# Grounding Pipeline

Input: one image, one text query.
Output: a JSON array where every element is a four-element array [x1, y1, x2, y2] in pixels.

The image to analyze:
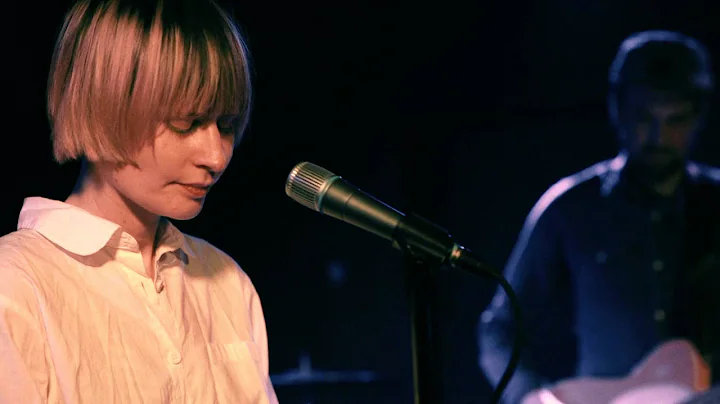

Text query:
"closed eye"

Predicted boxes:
[[217, 115, 239, 134], [166, 114, 240, 135]]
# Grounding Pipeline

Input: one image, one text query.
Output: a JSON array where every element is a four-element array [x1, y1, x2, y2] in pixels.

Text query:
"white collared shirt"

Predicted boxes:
[[0, 197, 278, 404]]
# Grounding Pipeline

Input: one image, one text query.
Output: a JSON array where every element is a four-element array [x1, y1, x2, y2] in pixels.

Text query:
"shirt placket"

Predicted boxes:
[[137, 254, 187, 402], [648, 207, 681, 340]]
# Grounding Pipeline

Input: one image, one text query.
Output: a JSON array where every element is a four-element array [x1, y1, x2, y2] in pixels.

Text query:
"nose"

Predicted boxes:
[[192, 123, 233, 174]]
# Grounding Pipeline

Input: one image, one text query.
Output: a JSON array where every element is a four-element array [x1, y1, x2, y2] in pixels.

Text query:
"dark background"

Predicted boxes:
[[10, 0, 720, 402]]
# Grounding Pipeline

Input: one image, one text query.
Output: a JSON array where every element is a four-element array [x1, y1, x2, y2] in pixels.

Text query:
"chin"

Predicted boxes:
[[642, 162, 683, 183], [163, 202, 205, 221]]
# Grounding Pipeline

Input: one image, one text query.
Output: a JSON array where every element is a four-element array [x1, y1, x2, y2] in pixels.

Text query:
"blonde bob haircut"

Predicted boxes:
[[48, 0, 252, 164]]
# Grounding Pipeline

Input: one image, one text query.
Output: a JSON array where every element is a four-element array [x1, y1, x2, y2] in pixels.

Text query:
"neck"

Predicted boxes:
[[622, 153, 685, 198], [65, 162, 160, 263], [627, 169, 683, 198]]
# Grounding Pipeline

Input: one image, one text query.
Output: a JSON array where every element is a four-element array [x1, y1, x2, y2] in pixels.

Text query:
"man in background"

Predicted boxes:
[[478, 30, 720, 403]]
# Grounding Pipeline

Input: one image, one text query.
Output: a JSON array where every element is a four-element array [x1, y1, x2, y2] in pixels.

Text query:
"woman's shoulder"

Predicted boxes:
[[181, 233, 255, 286], [0, 229, 54, 305], [0, 229, 56, 271]]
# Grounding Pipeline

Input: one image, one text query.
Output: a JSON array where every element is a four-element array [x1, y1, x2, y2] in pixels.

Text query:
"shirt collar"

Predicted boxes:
[[17, 197, 196, 258], [598, 152, 628, 197]]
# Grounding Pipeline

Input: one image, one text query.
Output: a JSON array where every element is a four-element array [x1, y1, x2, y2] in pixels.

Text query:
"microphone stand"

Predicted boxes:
[[394, 213, 523, 404], [401, 251, 445, 404], [394, 213, 454, 404]]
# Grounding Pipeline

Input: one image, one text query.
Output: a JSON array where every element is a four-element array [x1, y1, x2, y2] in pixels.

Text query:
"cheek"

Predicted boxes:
[[628, 123, 693, 148], [140, 148, 184, 181], [111, 156, 168, 196], [111, 169, 156, 200], [634, 124, 649, 144], [113, 170, 192, 214], [621, 123, 646, 150], [669, 123, 694, 142], [225, 145, 235, 165]]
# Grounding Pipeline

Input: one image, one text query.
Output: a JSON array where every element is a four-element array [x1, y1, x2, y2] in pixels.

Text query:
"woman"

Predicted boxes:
[[0, 0, 278, 402]]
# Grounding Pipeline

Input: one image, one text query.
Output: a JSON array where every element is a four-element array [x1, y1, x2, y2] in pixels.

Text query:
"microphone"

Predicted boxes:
[[284, 161, 497, 277]]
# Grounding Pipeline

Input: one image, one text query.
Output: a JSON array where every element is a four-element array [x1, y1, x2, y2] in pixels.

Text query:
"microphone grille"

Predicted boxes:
[[285, 162, 338, 211]]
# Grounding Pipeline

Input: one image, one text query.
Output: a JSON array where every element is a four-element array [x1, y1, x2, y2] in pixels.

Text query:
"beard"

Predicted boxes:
[[626, 146, 685, 187]]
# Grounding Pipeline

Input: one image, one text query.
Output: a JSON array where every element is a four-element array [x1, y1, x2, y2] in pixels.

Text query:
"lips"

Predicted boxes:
[[178, 183, 211, 198]]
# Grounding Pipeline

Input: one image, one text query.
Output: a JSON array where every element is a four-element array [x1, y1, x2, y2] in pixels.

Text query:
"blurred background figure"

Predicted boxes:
[[478, 30, 720, 404]]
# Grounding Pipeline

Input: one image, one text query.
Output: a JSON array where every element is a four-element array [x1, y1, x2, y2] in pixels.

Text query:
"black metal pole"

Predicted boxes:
[[404, 253, 444, 404]]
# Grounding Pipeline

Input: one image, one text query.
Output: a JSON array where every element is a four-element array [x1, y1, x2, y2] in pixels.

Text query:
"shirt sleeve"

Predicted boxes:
[[478, 194, 577, 403], [0, 266, 50, 404]]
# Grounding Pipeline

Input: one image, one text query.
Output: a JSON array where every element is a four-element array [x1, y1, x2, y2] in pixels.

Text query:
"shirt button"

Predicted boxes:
[[654, 309, 666, 322], [168, 352, 182, 365], [652, 260, 664, 272]]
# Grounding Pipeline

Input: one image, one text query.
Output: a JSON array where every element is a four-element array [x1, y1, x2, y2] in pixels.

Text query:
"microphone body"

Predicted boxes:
[[320, 177, 403, 244], [285, 162, 494, 276]]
